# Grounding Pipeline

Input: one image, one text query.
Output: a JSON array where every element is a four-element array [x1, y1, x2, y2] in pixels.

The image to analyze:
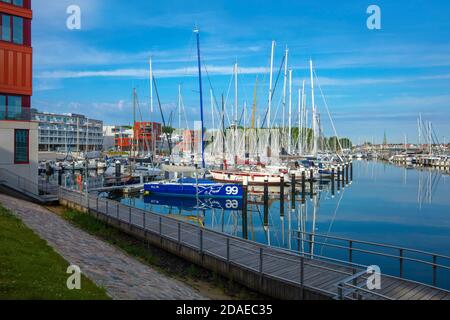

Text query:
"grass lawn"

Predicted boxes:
[[0, 205, 110, 300], [59, 207, 264, 300]]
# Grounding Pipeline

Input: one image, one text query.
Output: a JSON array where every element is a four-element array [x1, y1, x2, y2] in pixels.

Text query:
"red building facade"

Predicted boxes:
[[0, 0, 32, 121], [134, 122, 162, 152]]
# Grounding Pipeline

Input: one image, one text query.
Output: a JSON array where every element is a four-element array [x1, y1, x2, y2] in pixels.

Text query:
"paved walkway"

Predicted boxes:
[[0, 193, 206, 300]]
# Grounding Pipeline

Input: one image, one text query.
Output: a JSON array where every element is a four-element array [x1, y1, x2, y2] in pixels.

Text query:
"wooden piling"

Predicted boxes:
[[242, 177, 249, 240], [264, 177, 269, 226], [310, 169, 314, 199], [291, 174, 296, 209], [337, 166, 341, 191], [331, 168, 335, 196], [280, 176, 285, 217], [301, 171, 306, 204]]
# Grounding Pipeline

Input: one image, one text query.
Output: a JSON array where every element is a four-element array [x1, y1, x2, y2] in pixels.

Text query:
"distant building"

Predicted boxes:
[[103, 125, 133, 152], [31, 110, 103, 152], [0, 0, 38, 189], [134, 122, 162, 152]]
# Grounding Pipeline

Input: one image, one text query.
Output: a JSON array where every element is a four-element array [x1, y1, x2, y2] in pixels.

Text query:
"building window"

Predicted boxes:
[[0, 13, 30, 45], [0, 0, 26, 8], [14, 129, 29, 164], [1, 14, 11, 41], [0, 94, 30, 120]]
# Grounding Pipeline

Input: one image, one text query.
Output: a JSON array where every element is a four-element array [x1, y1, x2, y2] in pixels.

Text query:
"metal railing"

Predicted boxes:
[[336, 270, 394, 300], [292, 230, 450, 288], [0, 168, 58, 197], [58, 187, 450, 300]]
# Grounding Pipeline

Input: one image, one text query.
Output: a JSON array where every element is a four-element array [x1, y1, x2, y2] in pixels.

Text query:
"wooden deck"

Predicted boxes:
[[60, 188, 450, 300]]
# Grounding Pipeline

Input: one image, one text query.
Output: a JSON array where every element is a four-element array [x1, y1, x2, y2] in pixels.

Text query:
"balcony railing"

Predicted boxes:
[[0, 105, 31, 121]]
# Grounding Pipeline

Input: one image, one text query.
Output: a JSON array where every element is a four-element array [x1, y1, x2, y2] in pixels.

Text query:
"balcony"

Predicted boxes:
[[0, 105, 31, 121]]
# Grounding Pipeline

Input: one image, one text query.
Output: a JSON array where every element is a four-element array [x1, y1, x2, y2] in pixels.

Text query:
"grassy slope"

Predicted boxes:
[[60, 208, 264, 300], [0, 205, 110, 300]]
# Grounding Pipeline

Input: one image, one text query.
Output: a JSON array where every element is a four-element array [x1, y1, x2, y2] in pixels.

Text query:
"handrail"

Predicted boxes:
[[293, 230, 450, 261], [0, 168, 58, 196], [292, 230, 450, 288], [58, 187, 450, 298]]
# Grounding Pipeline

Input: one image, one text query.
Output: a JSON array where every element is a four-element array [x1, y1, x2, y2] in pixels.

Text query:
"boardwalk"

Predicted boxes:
[[59, 188, 450, 300], [0, 193, 206, 300]]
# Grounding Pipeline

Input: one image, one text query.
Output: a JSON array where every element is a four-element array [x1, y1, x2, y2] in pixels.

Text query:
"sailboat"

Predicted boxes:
[[144, 28, 243, 198]]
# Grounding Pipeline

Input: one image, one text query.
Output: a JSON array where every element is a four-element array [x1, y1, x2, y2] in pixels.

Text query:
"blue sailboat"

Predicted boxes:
[[144, 29, 243, 199]]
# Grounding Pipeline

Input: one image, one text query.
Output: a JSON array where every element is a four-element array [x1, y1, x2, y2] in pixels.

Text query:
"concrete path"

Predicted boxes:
[[0, 193, 207, 300]]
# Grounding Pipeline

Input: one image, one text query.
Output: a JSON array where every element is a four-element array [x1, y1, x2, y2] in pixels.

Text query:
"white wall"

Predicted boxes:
[[0, 121, 39, 191]]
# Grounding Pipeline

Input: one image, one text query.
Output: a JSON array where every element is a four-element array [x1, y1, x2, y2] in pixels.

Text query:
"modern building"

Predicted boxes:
[[0, 0, 38, 190], [103, 125, 133, 152], [134, 122, 162, 153], [31, 110, 103, 152]]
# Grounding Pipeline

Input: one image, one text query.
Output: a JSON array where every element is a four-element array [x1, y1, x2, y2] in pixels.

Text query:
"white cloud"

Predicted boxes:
[[36, 65, 269, 79]]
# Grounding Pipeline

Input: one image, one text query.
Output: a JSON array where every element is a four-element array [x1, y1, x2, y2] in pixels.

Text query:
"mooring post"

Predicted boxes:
[[309, 169, 314, 199], [242, 177, 249, 239], [291, 173, 296, 209], [337, 166, 341, 191], [350, 162, 353, 181], [342, 164, 345, 187], [301, 171, 306, 203], [264, 177, 269, 226], [346, 163, 349, 185], [280, 176, 285, 217], [331, 168, 335, 196]]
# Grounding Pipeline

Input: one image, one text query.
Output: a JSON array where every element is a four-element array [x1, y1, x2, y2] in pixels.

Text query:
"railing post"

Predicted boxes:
[[226, 238, 230, 263], [300, 256, 304, 300], [433, 255, 437, 287], [337, 284, 344, 300], [349, 240, 353, 264], [106, 201, 109, 215], [143, 212, 146, 229], [116, 203, 119, 220], [159, 216, 162, 236], [399, 249, 404, 278], [199, 229, 203, 254], [259, 248, 263, 275], [178, 223, 181, 246], [129, 206, 132, 224], [96, 197, 99, 212]]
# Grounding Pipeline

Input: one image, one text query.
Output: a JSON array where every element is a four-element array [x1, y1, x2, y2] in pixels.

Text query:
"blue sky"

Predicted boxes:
[[31, 0, 450, 143]]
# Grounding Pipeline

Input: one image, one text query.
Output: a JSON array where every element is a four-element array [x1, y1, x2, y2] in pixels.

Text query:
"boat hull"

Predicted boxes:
[[210, 170, 287, 185], [144, 182, 243, 198]]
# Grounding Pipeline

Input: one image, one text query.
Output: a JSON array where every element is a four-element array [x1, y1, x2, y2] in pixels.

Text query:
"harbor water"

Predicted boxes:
[[49, 161, 450, 289]]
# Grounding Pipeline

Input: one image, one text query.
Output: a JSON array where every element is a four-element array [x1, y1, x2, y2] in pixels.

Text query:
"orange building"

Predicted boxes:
[[134, 122, 162, 152], [0, 0, 38, 190]]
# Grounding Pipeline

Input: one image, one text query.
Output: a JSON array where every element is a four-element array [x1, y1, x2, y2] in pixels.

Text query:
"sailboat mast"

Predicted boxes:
[[288, 69, 293, 154], [195, 29, 206, 169], [267, 41, 275, 128], [282, 47, 289, 131], [149, 57, 153, 113], [310, 59, 318, 156], [234, 62, 238, 164], [300, 80, 305, 155]]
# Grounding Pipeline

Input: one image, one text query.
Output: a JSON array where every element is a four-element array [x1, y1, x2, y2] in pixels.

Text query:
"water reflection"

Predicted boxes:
[[44, 161, 450, 287]]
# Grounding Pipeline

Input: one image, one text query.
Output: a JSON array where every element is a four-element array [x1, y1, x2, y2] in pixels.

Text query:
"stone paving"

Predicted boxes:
[[0, 193, 207, 300]]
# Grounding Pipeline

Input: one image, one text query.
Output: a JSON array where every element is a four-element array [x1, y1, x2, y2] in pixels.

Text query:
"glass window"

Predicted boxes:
[[0, 95, 6, 120], [0, 0, 24, 7], [15, 129, 29, 164], [12, 16, 23, 44], [7, 95, 22, 120], [1, 14, 11, 42]]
